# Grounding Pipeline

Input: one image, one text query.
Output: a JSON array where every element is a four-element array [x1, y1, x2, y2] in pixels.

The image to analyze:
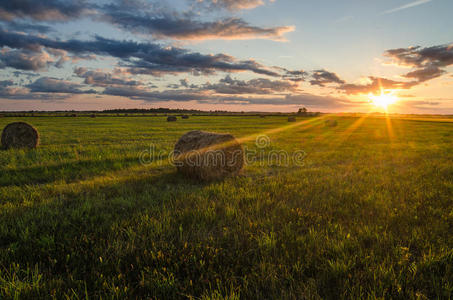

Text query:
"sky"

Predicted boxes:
[[0, 0, 452, 113]]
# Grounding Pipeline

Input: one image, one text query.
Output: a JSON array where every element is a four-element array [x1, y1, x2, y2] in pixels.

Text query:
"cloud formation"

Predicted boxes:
[[1, 0, 291, 42], [202, 75, 299, 94], [0, 79, 69, 100], [385, 44, 453, 68], [402, 65, 446, 82], [103, 84, 356, 108], [0, 21, 54, 33], [0, 0, 89, 21], [98, 1, 294, 41], [74, 67, 143, 87], [0, 29, 280, 77], [0, 1, 450, 113], [296, 43, 453, 96], [100, 73, 358, 109], [281, 69, 307, 82], [339, 77, 417, 95], [310, 69, 345, 87], [101, 7, 293, 41], [27, 77, 96, 94], [385, 43, 453, 83], [193, 0, 268, 11], [0, 49, 53, 71]]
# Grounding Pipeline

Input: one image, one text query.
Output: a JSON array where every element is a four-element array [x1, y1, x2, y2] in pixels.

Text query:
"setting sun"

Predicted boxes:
[[369, 91, 398, 109]]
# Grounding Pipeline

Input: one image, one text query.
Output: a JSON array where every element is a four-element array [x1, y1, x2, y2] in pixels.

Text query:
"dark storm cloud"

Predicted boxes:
[[27, 77, 96, 94], [338, 77, 417, 95], [0, 29, 281, 76], [310, 69, 345, 87], [0, 0, 90, 21]]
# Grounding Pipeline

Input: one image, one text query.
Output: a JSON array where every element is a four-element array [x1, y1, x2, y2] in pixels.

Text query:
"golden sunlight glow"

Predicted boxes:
[[369, 91, 398, 109]]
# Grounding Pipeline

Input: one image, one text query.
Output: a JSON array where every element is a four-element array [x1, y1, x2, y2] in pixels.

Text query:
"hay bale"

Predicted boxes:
[[181, 115, 189, 119], [70, 113, 77, 117], [1, 122, 39, 149], [260, 115, 266, 118], [90, 114, 96, 118], [174, 130, 244, 181], [288, 116, 296, 122], [167, 116, 177, 122], [325, 119, 338, 127]]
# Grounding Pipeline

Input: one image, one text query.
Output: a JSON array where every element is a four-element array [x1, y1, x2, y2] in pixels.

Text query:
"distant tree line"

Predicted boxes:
[[0, 107, 323, 117], [297, 107, 321, 117], [102, 108, 209, 114]]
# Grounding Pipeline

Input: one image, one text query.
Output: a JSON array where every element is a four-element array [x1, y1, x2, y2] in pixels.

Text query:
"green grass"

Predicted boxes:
[[0, 115, 452, 299]]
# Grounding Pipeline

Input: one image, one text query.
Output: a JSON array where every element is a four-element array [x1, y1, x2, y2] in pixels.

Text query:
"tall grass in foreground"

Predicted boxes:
[[0, 116, 452, 299]]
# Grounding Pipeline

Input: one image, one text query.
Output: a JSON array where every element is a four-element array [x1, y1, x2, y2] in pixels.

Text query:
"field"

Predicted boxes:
[[0, 115, 452, 299]]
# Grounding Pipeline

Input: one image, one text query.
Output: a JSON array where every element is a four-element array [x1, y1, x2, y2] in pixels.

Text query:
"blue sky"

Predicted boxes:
[[0, 0, 452, 113]]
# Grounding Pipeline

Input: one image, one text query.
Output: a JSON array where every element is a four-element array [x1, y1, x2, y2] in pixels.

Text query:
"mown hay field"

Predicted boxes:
[[0, 115, 452, 299]]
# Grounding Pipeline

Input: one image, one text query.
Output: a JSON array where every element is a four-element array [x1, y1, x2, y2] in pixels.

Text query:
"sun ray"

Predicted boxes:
[[237, 115, 326, 144], [385, 113, 396, 142], [175, 116, 326, 161], [326, 112, 372, 147]]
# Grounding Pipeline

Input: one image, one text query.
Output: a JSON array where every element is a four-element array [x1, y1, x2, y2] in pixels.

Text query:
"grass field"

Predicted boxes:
[[0, 115, 452, 299]]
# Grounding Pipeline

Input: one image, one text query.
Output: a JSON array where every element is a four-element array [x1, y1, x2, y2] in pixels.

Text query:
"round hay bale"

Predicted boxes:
[[167, 116, 177, 122], [288, 116, 296, 122], [181, 115, 189, 119], [260, 115, 266, 118], [174, 130, 244, 181], [70, 113, 77, 117], [90, 114, 96, 118], [325, 119, 338, 127], [1, 122, 39, 149]]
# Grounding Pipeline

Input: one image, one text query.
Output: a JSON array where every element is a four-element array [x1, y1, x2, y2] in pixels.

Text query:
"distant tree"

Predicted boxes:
[[298, 107, 308, 115]]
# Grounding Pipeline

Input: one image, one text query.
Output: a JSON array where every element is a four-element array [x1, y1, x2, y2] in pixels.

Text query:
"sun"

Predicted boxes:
[[369, 91, 398, 110]]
